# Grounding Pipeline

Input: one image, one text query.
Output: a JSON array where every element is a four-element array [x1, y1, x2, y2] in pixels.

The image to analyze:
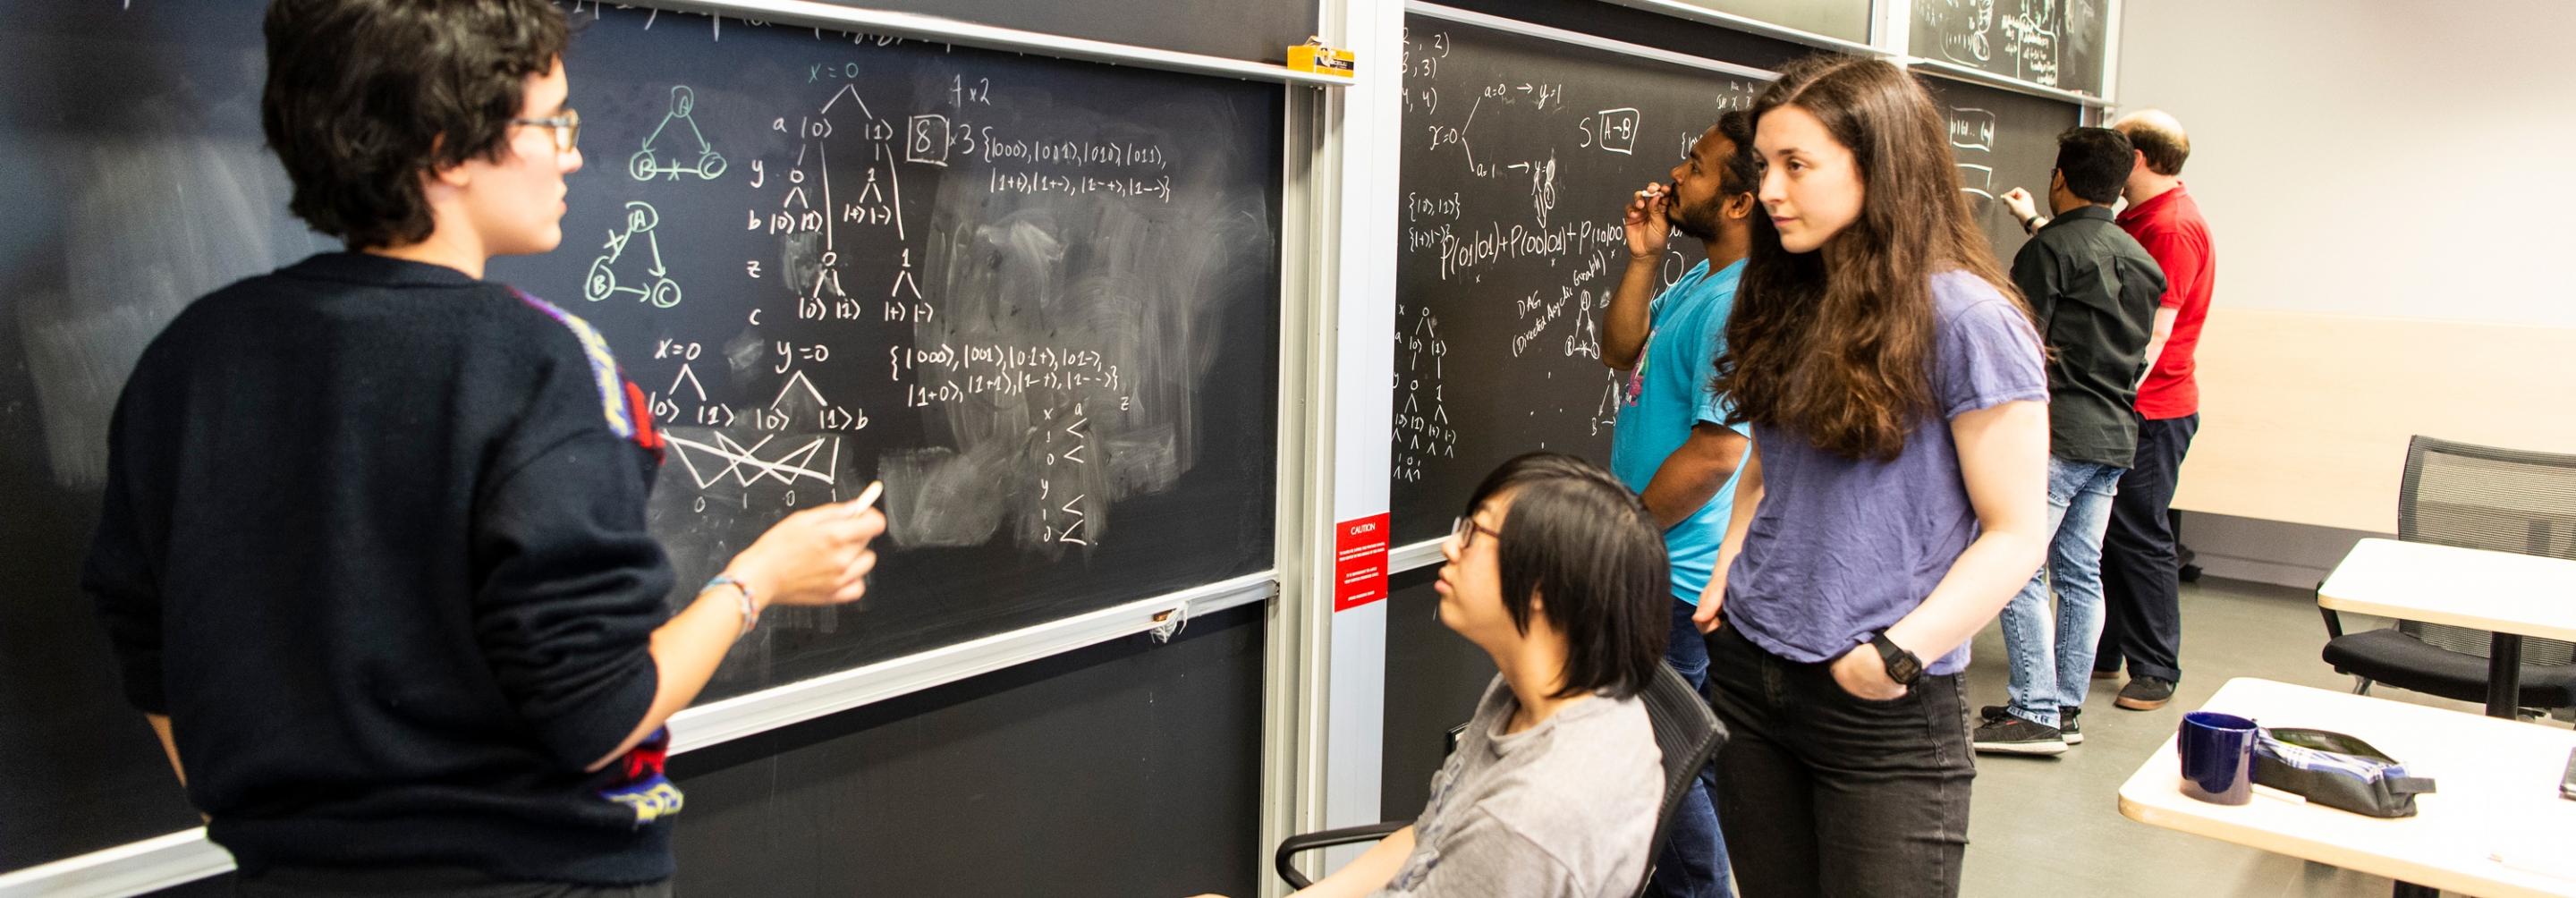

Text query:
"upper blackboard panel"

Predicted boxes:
[[1, 0, 1278, 871], [1919, 72, 2083, 271], [1655, 0, 1873, 44], [772, 0, 1318, 65], [1389, 15, 1768, 545], [1911, 0, 2109, 96]]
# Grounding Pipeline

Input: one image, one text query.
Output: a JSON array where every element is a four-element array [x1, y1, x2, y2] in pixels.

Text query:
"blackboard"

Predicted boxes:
[[1656, 0, 1874, 44], [803, 0, 1319, 65], [1387, 14, 1770, 545], [1917, 72, 2084, 272], [1911, 0, 2111, 96], [0, 0, 1280, 873]]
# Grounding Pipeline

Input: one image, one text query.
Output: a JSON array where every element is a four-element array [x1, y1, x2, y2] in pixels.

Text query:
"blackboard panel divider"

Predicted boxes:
[[0, 574, 1276, 898], [1411, 1, 1780, 79], [1591, 0, 1882, 56], [0, 830, 227, 898], [1910, 56, 2112, 107], [671, 571, 1274, 751], [621, 0, 1354, 86], [1389, 537, 1446, 576]]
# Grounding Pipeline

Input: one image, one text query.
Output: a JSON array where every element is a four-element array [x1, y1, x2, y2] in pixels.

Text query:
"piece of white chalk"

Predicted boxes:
[[852, 480, 886, 511]]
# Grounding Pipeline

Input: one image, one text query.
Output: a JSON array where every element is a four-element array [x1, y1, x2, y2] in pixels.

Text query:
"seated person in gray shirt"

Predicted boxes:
[[1194, 453, 1668, 898]]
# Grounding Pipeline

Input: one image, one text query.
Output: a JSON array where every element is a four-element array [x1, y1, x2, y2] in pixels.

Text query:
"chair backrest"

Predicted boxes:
[[1632, 662, 1728, 898], [2396, 436, 2576, 665]]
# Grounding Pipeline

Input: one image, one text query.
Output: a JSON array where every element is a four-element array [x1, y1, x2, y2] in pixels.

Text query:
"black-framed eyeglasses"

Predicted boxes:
[[511, 108, 581, 154], [1451, 516, 1502, 550]]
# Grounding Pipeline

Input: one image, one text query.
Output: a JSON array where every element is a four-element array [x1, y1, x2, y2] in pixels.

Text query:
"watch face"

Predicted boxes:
[[1892, 654, 1924, 684]]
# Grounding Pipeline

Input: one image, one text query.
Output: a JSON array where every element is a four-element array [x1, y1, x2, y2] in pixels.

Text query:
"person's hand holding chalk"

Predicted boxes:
[[719, 480, 890, 609], [1999, 186, 2041, 231], [1624, 180, 1674, 264]]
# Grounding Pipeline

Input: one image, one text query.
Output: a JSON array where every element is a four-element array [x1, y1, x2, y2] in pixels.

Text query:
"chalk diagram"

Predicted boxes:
[[1591, 108, 1640, 156], [1948, 107, 1999, 199], [1392, 305, 1454, 484], [630, 85, 728, 181], [1926, 0, 2064, 87], [587, 201, 682, 308], [661, 370, 864, 509], [1928, 0, 1997, 64], [2000, 1, 2063, 87], [1506, 152, 1560, 228]]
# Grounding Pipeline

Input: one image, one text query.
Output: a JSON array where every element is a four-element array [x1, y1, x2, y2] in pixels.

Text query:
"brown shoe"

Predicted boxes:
[[2092, 669, 2121, 681], [2115, 676, 2175, 710]]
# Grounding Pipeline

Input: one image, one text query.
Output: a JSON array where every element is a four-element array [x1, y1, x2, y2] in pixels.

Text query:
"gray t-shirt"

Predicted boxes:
[[1723, 270, 2047, 675], [1372, 675, 1661, 898]]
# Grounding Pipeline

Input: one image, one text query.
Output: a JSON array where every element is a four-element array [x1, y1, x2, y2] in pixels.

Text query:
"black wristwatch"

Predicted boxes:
[[1869, 632, 1925, 687]]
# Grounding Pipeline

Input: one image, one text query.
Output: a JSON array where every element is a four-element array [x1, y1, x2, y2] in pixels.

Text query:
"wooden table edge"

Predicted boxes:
[[2119, 775, 2576, 898], [2315, 593, 2576, 643]]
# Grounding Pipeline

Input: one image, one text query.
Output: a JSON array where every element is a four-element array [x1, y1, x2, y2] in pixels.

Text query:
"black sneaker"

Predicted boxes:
[[2116, 676, 2176, 710], [1972, 712, 2068, 755], [2059, 707, 2082, 744]]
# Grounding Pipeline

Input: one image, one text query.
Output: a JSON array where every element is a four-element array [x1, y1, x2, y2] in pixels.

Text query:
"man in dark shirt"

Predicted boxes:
[[83, 2, 884, 894], [1974, 128, 2165, 754]]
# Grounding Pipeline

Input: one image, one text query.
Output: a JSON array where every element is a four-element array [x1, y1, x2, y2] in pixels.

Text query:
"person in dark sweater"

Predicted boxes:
[[82, 2, 886, 894], [1978, 128, 2167, 754]]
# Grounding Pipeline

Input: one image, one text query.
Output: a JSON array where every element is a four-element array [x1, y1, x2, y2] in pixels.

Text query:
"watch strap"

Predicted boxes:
[[1869, 632, 1925, 686]]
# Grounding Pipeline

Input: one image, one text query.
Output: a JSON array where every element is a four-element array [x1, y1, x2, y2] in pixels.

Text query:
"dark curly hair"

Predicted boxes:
[[262, 0, 569, 250]]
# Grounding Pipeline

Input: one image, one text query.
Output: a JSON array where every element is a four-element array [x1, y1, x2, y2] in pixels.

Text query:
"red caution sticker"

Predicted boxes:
[[1334, 513, 1392, 612]]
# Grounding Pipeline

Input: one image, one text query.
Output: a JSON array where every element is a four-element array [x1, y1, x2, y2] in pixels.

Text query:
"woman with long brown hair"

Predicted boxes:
[[1685, 55, 2050, 896]]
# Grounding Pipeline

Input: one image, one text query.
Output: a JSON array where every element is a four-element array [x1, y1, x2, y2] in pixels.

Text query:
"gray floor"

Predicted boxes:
[[1956, 576, 2571, 898]]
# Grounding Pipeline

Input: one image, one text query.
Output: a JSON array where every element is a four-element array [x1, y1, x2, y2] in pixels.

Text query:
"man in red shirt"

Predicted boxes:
[[2095, 109, 2214, 710]]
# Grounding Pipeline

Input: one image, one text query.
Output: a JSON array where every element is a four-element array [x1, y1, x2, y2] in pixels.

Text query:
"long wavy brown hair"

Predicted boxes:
[[1715, 55, 2028, 461]]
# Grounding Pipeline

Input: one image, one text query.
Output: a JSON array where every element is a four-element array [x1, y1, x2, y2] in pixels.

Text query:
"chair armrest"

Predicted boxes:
[[1275, 821, 1409, 890]]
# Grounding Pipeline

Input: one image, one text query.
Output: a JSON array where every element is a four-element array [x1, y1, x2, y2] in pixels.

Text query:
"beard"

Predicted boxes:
[[1666, 193, 1724, 243]]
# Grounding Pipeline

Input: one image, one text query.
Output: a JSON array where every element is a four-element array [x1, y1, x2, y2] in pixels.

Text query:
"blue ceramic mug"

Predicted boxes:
[[2178, 711, 2258, 805]]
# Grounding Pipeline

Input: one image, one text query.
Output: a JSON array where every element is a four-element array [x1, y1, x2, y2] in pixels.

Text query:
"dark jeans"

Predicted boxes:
[[1702, 623, 1973, 898], [2096, 412, 2199, 682], [1654, 597, 1733, 898], [236, 867, 671, 898]]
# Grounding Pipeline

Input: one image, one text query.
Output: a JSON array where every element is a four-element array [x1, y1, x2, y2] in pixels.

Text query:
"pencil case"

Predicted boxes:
[[2250, 727, 2436, 818]]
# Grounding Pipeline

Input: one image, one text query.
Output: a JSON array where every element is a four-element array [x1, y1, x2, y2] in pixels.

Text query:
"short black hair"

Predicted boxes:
[[1463, 453, 1668, 699], [2054, 126, 2133, 205], [262, 0, 570, 250], [1714, 109, 1759, 197]]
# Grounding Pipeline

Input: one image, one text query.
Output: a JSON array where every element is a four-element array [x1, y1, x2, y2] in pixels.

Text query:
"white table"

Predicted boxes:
[[2318, 538, 2576, 717], [2118, 678, 2576, 898]]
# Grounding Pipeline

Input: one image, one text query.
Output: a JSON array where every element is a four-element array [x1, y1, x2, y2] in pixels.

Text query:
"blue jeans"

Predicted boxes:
[[1998, 458, 2123, 728], [1657, 597, 1733, 898]]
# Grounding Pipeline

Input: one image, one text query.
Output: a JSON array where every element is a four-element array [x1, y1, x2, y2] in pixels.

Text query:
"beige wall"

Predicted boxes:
[[2177, 307, 2576, 532], [2118, 0, 2576, 533]]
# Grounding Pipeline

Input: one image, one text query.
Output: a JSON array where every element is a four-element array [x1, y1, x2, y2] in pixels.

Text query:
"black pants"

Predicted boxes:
[[1702, 623, 1974, 898], [2095, 412, 2199, 682], [236, 867, 671, 898]]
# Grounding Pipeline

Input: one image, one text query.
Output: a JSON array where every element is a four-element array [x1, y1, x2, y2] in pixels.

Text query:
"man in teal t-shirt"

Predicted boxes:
[[1599, 109, 1758, 898]]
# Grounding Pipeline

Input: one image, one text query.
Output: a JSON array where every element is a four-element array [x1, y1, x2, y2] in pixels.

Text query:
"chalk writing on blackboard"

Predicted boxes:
[[587, 201, 683, 308], [631, 86, 728, 181]]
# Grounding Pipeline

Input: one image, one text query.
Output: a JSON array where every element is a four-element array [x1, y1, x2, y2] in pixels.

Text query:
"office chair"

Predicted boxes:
[[2319, 436, 2576, 717], [1272, 663, 1726, 898]]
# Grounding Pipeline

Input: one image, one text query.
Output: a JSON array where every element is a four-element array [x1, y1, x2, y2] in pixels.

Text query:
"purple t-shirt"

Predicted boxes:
[[1723, 270, 2046, 675]]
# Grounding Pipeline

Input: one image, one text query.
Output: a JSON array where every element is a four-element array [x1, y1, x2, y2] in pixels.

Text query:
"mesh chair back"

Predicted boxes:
[[2396, 436, 2576, 665], [1633, 663, 1727, 898]]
